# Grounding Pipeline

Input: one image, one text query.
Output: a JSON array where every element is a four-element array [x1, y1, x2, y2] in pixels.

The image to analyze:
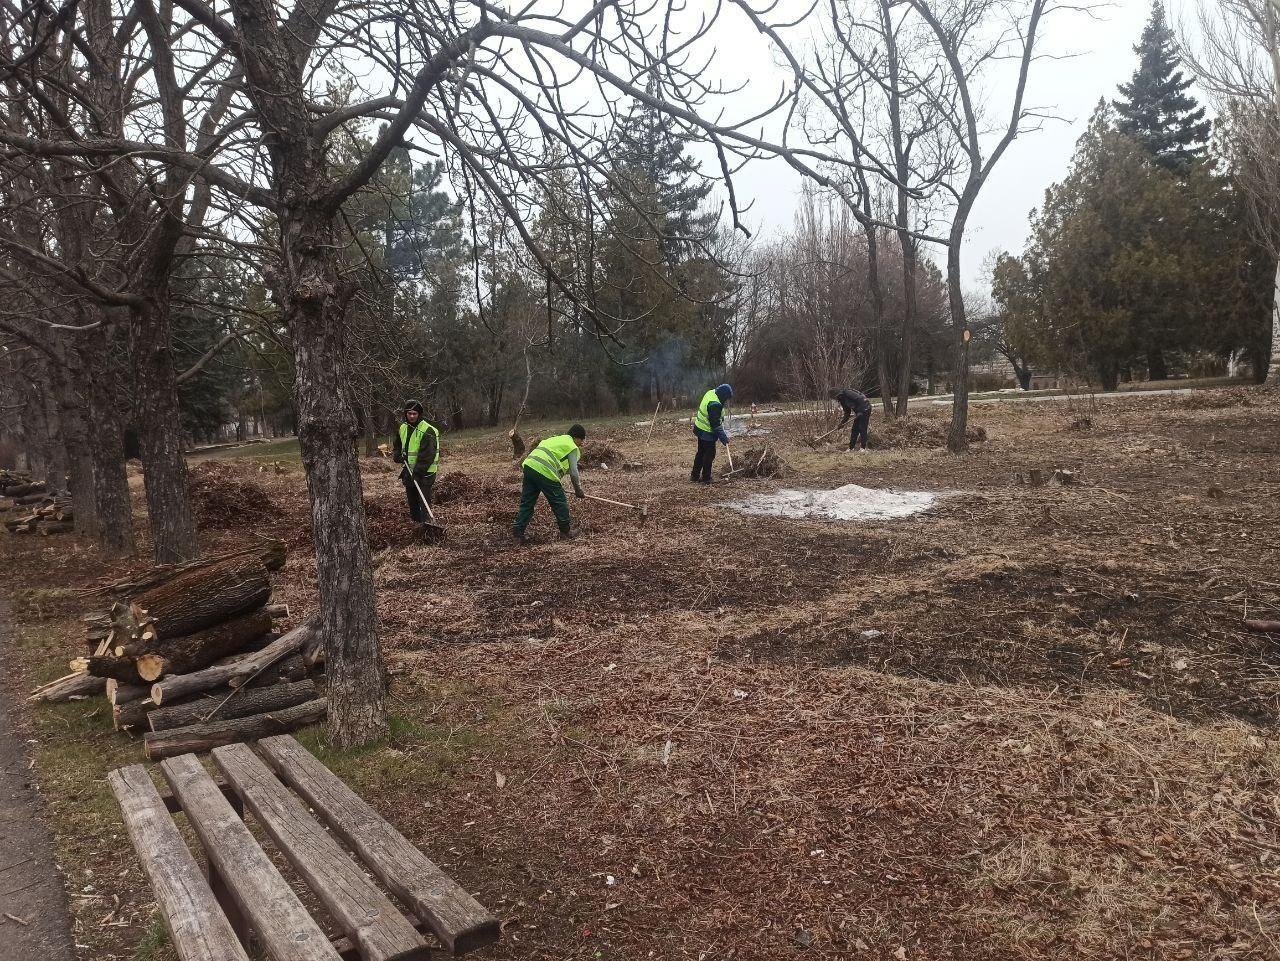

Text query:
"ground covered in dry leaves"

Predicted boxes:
[[3, 388, 1280, 960]]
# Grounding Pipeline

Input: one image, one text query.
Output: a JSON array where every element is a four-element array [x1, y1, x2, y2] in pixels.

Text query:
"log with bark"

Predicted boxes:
[[3, 482, 45, 498], [1244, 619, 1280, 634], [148, 680, 318, 732], [107, 679, 151, 705], [142, 698, 327, 760], [39, 521, 73, 535], [248, 652, 308, 687], [150, 617, 319, 705], [133, 609, 273, 682], [15, 492, 50, 506], [81, 540, 287, 599], [114, 698, 157, 731], [128, 556, 271, 641], [79, 654, 145, 685], [29, 671, 105, 703]]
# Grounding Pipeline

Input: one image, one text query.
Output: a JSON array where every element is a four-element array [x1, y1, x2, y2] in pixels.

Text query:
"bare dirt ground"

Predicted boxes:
[[3, 387, 1280, 960]]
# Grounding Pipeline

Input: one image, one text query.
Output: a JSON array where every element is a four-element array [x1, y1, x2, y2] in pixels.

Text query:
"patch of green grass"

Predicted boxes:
[[10, 586, 81, 621], [196, 437, 302, 464], [132, 913, 173, 961]]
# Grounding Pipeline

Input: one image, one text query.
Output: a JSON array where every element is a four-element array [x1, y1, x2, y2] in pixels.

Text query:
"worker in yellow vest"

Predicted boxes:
[[513, 424, 587, 543], [691, 383, 733, 483], [391, 400, 440, 523]]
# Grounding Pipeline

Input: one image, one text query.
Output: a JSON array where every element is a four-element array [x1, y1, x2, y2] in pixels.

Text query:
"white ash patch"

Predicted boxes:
[[723, 483, 937, 521]]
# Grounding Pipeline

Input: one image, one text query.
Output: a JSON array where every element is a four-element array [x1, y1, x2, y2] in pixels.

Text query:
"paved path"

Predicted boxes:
[[0, 598, 76, 960]]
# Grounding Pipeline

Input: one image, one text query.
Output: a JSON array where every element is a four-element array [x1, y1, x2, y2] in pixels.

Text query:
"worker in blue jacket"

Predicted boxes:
[[690, 383, 733, 484]]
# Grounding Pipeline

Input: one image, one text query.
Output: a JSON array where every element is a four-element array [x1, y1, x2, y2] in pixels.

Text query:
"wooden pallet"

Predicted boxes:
[[109, 734, 499, 960]]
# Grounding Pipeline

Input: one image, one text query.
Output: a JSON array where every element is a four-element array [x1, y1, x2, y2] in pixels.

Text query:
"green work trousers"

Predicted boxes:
[[514, 466, 571, 535]]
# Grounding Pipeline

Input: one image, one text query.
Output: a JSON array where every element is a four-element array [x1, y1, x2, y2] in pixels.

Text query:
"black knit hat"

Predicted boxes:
[[404, 399, 424, 415], [569, 423, 586, 441]]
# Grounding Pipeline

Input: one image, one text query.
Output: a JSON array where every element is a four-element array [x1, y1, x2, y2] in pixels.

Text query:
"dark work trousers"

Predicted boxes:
[[402, 470, 435, 522], [849, 411, 871, 450], [691, 436, 718, 483], [514, 466, 571, 535]]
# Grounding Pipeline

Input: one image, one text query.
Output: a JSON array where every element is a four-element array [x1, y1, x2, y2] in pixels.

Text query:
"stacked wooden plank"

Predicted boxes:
[[29, 540, 328, 759]]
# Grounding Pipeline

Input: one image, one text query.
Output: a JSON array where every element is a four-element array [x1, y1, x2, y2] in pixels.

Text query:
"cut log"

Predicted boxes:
[[29, 671, 105, 703], [81, 539, 287, 599], [249, 652, 308, 687], [151, 617, 319, 705], [3, 482, 45, 498], [149, 680, 318, 732], [134, 609, 273, 683], [1244, 619, 1280, 634], [114, 698, 156, 731], [82, 655, 145, 685], [263, 603, 290, 618], [130, 556, 271, 641], [144, 698, 327, 760], [15, 492, 50, 506], [107, 679, 151, 706]]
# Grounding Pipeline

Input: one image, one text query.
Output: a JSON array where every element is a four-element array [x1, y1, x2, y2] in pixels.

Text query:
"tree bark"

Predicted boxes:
[[1268, 257, 1280, 383], [1146, 348, 1168, 382], [150, 617, 318, 705], [130, 556, 271, 641], [148, 679, 318, 732], [143, 697, 327, 760], [41, 368, 68, 495], [56, 356, 98, 539], [946, 212, 973, 454], [85, 325, 135, 556], [135, 608, 274, 682], [132, 297, 200, 564]]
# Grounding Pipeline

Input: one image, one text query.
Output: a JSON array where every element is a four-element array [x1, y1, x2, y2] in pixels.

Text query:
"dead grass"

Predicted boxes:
[[4, 385, 1280, 959]]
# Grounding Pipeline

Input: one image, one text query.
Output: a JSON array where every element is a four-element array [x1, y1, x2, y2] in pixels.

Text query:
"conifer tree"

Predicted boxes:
[[1113, 1, 1213, 174]]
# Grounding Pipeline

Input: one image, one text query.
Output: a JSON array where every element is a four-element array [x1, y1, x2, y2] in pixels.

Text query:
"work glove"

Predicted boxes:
[[392, 451, 403, 464]]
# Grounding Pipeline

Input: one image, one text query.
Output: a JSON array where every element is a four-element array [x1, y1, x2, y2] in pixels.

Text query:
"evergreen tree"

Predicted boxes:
[[1113, 1, 1212, 174]]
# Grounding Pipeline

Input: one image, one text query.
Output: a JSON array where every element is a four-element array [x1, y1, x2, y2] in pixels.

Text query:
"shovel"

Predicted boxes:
[[584, 493, 648, 525], [808, 423, 844, 447], [408, 473, 447, 540]]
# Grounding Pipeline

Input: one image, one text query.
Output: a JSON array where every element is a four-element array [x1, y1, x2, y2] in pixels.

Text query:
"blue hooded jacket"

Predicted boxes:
[[694, 384, 734, 444]]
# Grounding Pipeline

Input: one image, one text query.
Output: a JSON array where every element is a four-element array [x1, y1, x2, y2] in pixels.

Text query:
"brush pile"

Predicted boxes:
[[734, 446, 790, 478], [29, 539, 327, 760], [0, 473, 75, 536], [189, 461, 279, 529], [868, 417, 987, 450], [578, 440, 626, 470]]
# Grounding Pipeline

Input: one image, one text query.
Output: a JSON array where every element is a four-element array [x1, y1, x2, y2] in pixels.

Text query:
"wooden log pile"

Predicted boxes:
[[28, 540, 328, 756], [0, 475, 74, 536]]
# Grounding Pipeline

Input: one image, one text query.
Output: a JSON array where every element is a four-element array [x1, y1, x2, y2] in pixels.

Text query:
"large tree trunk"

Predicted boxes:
[[896, 239, 917, 417], [1146, 347, 1168, 382], [945, 222, 972, 454], [1268, 257, 1280, 384], [132, 297, 199, 564], [41, 370, 68, 495], [134, 608, 274, 682], [85, 325, 135, 556], [287, 223, 388, 747], [56, 356, 98, 540]]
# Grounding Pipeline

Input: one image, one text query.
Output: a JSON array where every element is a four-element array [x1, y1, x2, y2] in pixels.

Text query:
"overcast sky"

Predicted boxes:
[[714, 0, 1181, 289]]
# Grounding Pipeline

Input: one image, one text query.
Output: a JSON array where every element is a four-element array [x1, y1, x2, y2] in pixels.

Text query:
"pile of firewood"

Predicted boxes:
[[29, 540, 328, 760], [1, 475, 74, 536]]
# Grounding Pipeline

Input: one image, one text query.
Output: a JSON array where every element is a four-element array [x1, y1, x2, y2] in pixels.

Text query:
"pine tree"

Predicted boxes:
[[1113, 1, 1212, 174]]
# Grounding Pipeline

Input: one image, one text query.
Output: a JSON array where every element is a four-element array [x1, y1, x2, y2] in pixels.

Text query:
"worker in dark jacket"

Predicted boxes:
[[831, 387, 873, 450], [690, 383, 733, 483], [392, 400, 440, 522]]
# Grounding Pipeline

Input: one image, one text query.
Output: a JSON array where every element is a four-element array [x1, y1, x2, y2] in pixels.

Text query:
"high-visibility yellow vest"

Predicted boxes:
[[523, 434, 579, 482], [399, 421, 440, 473], [693, 388, 723, 432]]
